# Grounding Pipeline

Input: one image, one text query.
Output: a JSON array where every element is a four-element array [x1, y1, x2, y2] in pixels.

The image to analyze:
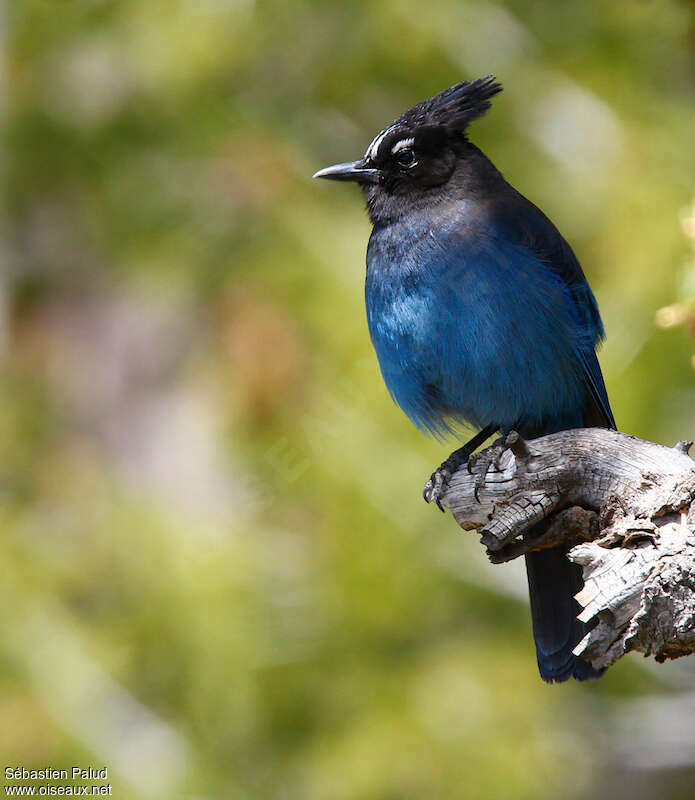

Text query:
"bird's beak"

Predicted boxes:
[[312, 160, 382, 184]]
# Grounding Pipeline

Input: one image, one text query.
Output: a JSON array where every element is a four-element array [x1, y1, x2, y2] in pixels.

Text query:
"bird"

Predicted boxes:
[[313, 76, 615, 682]]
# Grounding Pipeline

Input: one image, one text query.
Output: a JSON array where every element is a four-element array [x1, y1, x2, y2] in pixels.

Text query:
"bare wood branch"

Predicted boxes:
[[433, 428, 695, 670]]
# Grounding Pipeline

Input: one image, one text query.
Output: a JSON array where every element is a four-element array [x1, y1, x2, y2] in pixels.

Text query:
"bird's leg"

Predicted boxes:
[[423, 424, 497, 511]]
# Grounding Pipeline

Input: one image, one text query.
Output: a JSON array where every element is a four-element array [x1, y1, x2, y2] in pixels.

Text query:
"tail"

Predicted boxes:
[[524, 547, 603, 682], [522, 371, 614, 682]]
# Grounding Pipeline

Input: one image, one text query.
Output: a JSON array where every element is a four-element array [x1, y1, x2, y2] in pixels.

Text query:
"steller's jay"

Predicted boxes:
[[314, 77, 615, 682]]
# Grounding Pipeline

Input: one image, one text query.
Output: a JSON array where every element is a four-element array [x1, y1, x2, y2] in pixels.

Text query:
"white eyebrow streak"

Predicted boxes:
[[391, 137, 415, 154], [366, 125, 395, 161]]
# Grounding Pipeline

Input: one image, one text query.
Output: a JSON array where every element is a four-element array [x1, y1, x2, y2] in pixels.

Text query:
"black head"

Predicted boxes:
[[314, 76, 502, 216]]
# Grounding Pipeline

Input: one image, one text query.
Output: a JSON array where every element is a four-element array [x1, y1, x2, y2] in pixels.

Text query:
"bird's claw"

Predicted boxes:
[[424, 429, 496, 512], [423, 468, 450, 512]]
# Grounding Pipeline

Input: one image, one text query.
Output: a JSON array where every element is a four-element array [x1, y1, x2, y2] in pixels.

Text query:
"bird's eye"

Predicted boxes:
[[395, 148, 416, 168]]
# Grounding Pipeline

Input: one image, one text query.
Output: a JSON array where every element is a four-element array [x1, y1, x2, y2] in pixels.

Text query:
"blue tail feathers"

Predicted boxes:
[[524, 547, 604, 682]]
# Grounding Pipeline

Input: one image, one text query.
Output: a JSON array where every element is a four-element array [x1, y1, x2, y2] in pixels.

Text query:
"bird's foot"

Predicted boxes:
[[423, 466, 452, 512], [423, 445, 475, 511], [423, 426, 498, 512], [472, 438, 508, 503]]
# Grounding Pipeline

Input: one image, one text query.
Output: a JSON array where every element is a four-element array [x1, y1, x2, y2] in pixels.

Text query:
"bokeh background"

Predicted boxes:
[[3, 0, 695, 798]]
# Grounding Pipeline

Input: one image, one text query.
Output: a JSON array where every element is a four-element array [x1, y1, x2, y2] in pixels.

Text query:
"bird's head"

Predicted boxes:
[[313, 76, 502, 220]]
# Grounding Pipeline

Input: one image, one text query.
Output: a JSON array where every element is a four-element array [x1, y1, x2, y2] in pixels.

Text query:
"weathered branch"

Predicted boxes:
[[433, 428, 695, 670]]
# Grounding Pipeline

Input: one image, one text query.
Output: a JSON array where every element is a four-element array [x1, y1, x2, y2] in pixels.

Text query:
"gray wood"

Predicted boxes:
[[431, 429, 695, 670]]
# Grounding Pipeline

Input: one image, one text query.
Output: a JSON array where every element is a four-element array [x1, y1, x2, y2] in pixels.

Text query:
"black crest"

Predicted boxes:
[[396, 75, 502, 134]]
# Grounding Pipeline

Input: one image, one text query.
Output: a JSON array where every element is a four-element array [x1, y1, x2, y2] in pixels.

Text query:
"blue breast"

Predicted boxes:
[[365, 208, 599, 438]]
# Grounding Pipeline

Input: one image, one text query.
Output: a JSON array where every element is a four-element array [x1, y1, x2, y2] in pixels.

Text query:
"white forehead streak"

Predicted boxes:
[[391, 137, 414, 154], [366, 126, 395, 160]]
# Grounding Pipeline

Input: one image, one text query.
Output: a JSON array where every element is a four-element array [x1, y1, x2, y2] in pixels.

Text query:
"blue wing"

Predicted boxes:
[[492, 192, 616, 431]]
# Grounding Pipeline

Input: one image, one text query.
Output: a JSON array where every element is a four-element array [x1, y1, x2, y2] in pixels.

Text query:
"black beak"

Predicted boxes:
[[312, 160, 382, 184]]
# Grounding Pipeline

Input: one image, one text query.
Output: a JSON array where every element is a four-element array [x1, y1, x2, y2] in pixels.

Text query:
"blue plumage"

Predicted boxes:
[[315, 77, 615, 682], [366, 209, 601, 438]]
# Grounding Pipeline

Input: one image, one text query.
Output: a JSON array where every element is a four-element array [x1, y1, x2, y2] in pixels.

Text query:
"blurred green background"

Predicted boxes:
[[3, 1, 695, 798]]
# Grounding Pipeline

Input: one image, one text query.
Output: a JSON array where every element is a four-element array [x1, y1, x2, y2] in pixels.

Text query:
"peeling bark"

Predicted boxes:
[[432, 429, 695, 670]]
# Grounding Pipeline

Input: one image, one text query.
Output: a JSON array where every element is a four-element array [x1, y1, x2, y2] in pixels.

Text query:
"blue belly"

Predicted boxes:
[[365, 216, 592, 437]]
